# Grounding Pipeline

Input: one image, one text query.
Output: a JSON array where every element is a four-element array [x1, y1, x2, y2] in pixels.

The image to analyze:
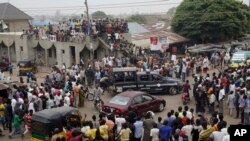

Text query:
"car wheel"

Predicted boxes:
[[158, 103, 164, 112], [169, 87, 177, 95]]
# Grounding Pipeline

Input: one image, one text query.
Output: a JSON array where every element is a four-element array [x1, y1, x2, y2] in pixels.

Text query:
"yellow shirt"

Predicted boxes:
[[86, 129, 97, 140], [86, 128, 104, 140], [99, 125, 109, 140], [120, 128, 131, 141], [0, 104, 4, 116]]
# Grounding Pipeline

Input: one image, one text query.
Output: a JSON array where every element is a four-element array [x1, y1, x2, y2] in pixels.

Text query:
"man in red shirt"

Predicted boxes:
[[22, 110, 33, 139], [183, 80, 191, 98], [221, 74, 228, 88]]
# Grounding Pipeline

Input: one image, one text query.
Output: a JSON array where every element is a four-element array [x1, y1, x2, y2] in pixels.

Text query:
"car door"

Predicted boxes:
[[130, 95, 145, 116], [138, 74, 151, 92], [150, 74, 164, 93], [141, 94, 158, 112]]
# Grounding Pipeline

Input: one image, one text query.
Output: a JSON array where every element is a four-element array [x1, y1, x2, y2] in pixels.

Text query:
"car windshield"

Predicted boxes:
[[110, 95, 130, 106]]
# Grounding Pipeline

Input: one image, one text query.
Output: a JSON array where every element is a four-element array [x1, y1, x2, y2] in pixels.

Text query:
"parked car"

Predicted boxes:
[[102, 91, 166, 117]]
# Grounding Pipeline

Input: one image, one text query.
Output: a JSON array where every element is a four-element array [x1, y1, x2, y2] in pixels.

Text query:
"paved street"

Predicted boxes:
[[0, 68, 240, 141]]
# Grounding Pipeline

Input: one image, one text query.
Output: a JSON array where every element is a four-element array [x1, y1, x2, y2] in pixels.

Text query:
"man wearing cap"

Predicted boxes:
[[27, 88, 33, 103], [64, 92, 71, 106]]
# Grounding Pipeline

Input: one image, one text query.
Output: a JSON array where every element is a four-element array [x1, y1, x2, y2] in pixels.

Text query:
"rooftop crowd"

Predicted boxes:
[[20, 18, 129, 44]]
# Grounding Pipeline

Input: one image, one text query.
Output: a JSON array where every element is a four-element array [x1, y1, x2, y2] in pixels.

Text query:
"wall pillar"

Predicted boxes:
[[55, 43, 62, 68], [75, 47, 80, 65], [7, 45, 10, 62], [45, 49, 48, 67]]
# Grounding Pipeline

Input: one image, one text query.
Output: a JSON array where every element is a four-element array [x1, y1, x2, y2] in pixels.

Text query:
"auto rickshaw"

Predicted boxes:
[[17, 60, 37, 76], [30, 107, 83, 141]]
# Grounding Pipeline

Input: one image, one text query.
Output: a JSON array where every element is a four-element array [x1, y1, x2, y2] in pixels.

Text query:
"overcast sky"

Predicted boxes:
[[1, 0, 250, 16]]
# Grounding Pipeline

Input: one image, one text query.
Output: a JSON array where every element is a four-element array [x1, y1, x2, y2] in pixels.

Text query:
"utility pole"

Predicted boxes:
[[84, 0, 94, 65], [84, 0, 90, 24]]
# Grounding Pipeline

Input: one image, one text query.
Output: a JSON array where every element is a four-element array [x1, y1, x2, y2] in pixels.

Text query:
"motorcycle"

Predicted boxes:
[[181, 92, 190, 105], [94, 96, 104, 112]]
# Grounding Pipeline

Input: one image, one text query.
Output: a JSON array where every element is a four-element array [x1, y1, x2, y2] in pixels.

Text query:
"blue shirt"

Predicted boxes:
[[159, 125, 172, 141], [167, 117, 174, 127], [134, 120, 143, 138]]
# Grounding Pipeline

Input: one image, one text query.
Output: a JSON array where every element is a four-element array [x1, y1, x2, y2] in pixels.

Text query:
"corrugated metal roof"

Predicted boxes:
[[0, 3, 33, 20], [128, 22, 149, 34]]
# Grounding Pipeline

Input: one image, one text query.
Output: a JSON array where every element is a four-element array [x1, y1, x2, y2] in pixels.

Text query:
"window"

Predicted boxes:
[[142, 95, 153, 102], [140, 75, 150, 81], [48, 49, 52, 57], [113, 71, 136, 82], [125, 72, 136, 81], [53, 47, 57, 58], [152, 74, 161, 81], [110, 95, 130, 106], [132, 96, 143, 105]]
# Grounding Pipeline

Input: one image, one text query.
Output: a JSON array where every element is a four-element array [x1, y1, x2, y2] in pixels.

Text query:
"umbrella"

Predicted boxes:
[[0, 83, 9, 90]]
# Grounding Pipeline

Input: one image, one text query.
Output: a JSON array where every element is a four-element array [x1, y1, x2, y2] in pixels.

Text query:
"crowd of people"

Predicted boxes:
[[1, 45, 249, 141], [20, 18, 129, 44]]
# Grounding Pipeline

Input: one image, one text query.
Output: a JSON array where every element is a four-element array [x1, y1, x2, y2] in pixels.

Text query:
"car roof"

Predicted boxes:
[[137, 71, 159, 75], [112, 67, 137, 72], [117, 91, 146, 97]]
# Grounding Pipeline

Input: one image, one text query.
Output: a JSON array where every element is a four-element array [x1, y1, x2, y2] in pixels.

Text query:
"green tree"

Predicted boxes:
[[171, 0, 250, 42], [91, 11, 108, 19], [127, 14, 147, 24]]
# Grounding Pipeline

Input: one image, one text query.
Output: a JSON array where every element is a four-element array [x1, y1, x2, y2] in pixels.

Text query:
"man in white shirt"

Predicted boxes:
[[64, 93, 71, 106], [222, 126, 231, 141], [62, 63, 66, 72], [11, 96, 17, 112], [115, 114, 126, 133], [27, 88, 33, 103], [209, 122, 227, 141], [181, 119, 193, 141], [219, 86, 225, 114], [184, 106, 192, 120]]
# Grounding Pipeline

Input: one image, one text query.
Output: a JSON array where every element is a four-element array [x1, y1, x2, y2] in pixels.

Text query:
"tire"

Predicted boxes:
[[87, 93, 94, 101], [158, 103, 165, 112], [169, 87, 178, 95]]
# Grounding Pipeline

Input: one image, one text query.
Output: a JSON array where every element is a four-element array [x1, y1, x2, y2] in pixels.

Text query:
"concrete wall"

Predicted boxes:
[[9, 44, 16, 62], [0, 45, 8, 60], [5, 20, 30, 32], [0, 33, 130, 69]]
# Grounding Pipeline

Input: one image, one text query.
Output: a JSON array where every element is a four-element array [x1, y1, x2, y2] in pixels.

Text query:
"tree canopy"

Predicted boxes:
[[171, 0, 250, 42], [91, 11, 108, 19], [127, 14, 147, 24]]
